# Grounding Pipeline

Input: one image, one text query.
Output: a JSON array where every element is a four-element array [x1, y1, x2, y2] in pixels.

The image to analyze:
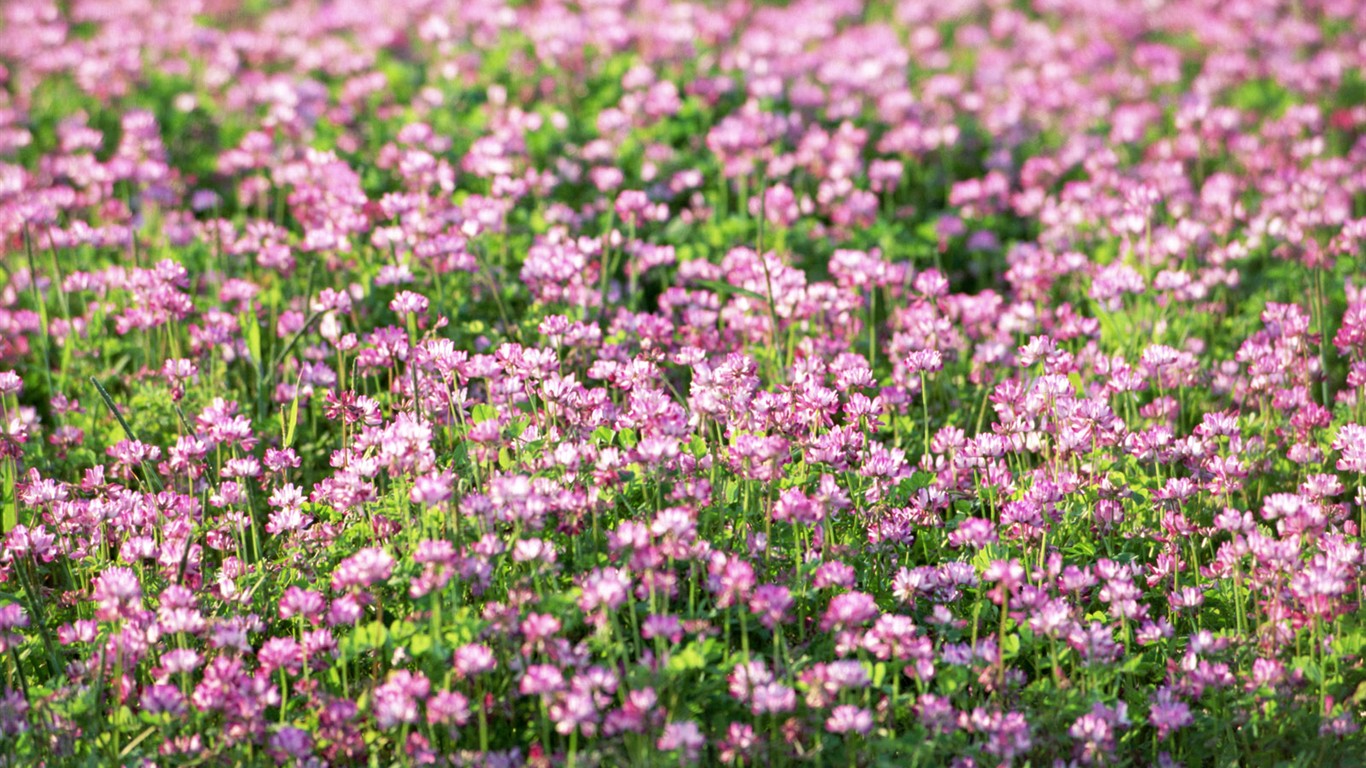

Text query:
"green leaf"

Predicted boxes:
[[244, 312, 262, 369], [667, 642, 707, 674], [408, 633, 434, 657], [389, 619, 418, 642], [1294, 656, 1322, 685], [970, 548, 993, 572], [2, 464, 16, 532], [694, 279, 769, 303], [442, 607, 485, 646], [348, 620, 389, 655], [283, 390, 301, 448], [1001, 633, 1021, 658]]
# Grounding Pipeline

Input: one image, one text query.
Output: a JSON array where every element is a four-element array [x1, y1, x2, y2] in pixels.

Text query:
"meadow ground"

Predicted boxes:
[[0, 0, 1365, 765]]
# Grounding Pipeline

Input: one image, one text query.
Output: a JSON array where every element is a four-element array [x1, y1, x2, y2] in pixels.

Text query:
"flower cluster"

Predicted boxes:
[[0, 0, 1363, 766]]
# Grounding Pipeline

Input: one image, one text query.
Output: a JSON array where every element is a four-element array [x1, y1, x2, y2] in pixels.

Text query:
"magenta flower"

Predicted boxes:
[[1148, 687, 1192, 739], [657, 720, 706, 763], [820, 591, 879, 633], [825, 705, 873, 735], [389, 291, 430, 316], [1332, 424, 1366, 473], [426, 690, 471, 727], [93, 567, 143, 622], [372, 671, 431, 729], [453, 643, 497, 678], [331, 548, 396, 593]]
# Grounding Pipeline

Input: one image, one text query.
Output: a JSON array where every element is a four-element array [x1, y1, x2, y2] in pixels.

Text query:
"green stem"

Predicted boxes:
[[90, 377, 163, 493]]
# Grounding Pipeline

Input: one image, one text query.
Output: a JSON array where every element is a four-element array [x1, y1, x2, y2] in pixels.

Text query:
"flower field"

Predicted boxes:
[[2, 0, 1366, 764]]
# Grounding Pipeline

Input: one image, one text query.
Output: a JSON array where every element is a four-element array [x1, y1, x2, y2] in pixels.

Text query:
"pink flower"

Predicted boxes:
[[331, 548, 395, 592], [826, 705, 873, 735], [1332, 424, 1366, 473], [820, 591, 878, 632], [453, 643, 497, 678], [657, 720, 705, 763], [93, 567, 142, 622], [1148, 687, 1191, 739], [390, 291, 429, 315]]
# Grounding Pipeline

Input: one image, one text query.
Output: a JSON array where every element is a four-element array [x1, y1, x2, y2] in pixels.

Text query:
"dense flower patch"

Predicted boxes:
[[1, 0, 1366, 765]]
